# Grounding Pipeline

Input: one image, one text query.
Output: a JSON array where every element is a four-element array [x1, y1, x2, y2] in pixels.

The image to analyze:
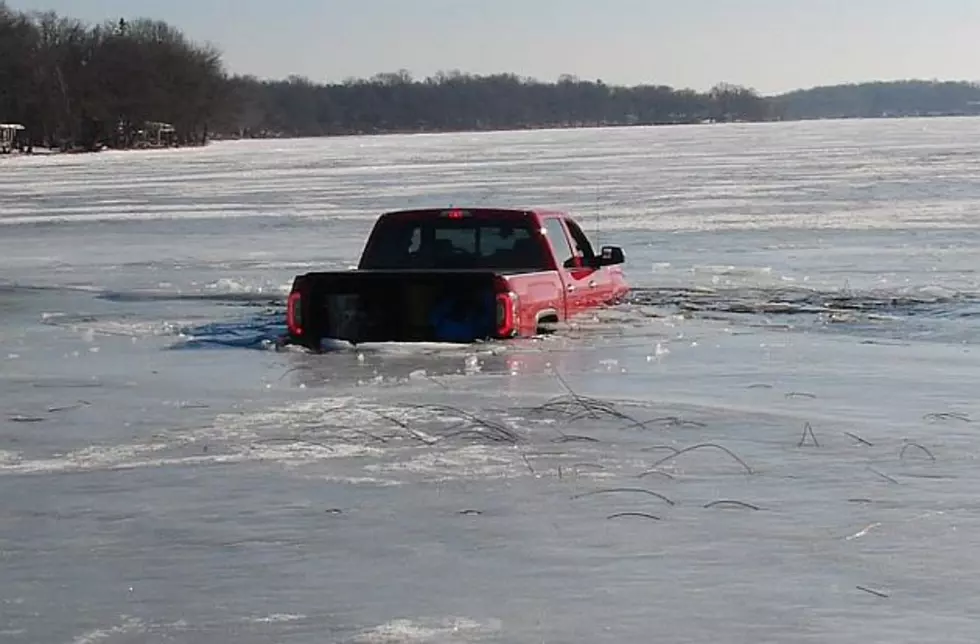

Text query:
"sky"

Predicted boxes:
[[8, 0, 980, 95]]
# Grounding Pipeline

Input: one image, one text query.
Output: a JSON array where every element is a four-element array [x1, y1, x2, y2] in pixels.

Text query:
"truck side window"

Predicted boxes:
[[543, 218, 575, 268], [563, 218, 597, 265]]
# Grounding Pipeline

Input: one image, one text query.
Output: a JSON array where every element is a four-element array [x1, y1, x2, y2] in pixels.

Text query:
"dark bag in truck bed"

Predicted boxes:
[[291, 269, 510, 347]]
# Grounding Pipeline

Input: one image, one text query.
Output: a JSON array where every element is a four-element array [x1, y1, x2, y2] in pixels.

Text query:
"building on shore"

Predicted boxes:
[[0, 124, 28, 154]]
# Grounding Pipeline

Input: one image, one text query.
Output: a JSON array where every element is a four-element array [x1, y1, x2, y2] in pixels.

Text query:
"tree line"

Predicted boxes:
[[0, 2, 230, 151], [227, 73, 775, 138], [774, 80, 980, 120], [4, 4, 980, 152]]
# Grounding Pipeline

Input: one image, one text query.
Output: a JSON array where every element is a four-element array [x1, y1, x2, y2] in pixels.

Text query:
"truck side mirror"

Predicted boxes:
[[597, 245, 625, 266]]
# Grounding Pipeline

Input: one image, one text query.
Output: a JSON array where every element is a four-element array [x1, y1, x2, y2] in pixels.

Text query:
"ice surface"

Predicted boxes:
[[2, 118, 980, 642]]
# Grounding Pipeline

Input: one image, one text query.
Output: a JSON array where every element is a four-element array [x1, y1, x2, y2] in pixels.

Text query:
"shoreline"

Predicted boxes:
[[4, 112, 980, 159], [219, 111, 980, 142]]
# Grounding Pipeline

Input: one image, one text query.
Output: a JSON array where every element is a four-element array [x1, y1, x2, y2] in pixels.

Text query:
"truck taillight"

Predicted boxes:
[[287, 291, 303, 336], [495, 291, 518, 338]]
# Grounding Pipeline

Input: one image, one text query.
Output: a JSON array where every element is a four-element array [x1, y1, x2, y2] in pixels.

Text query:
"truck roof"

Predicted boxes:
[[377, 207, 569, 223]]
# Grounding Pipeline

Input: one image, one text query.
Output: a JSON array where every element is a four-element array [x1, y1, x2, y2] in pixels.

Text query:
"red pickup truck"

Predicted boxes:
[[284, 207, 629, 350]]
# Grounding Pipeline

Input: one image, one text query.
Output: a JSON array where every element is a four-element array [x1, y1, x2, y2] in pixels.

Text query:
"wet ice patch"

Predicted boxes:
[[0, 389, 647, 485], [366, 445, 524, 483], [70, 617, 144, 644], [209, 396, 531, 447], [0, 396, 360, 475], [0, 395, 548, 481], [170, 309, 285, 350], [240, 613, 307, 624], [42, 313, 195, 339], [203, 277, 292, 298], [0, 443, 242, 475], [351, 617, 501, 643]]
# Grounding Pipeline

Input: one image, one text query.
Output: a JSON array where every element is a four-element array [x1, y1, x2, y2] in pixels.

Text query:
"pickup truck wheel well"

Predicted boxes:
[[535, 310, 560, 335]]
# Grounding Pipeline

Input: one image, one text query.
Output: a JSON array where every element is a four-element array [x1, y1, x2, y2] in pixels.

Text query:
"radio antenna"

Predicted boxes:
[[594, 184, 601, 246]]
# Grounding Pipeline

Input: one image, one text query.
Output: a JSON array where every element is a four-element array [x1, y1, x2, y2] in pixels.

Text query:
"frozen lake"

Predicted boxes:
[[2, 118, 980, 643]]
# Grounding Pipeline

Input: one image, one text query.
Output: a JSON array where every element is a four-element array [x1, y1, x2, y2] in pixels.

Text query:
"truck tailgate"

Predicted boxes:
[[290, 270, 511, 347]]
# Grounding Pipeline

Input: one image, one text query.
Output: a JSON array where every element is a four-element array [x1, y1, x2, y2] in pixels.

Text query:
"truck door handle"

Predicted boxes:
[[588, 280, 597, 288], [567, 285, 575, 292]]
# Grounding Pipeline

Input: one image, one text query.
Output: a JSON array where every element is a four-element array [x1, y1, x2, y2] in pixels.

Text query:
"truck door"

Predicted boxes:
[[542, 217, 588, 317], [562, 217, 613, 307]]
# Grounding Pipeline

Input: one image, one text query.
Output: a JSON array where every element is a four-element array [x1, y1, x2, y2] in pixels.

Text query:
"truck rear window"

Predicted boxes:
[[360, 219, 551, 270]]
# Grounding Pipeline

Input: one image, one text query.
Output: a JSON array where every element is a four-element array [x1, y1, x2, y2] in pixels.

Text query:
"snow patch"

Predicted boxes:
[[241, 613, 307, 624], [71, 617, 144, 644], [352, 617, 500, 643]]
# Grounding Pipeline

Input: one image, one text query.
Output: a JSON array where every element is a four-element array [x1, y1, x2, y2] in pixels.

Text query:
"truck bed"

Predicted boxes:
[[290, 269, 521, 348]]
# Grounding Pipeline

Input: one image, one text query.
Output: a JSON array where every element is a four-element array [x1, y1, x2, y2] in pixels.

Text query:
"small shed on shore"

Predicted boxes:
[[0, 123, 27, 154], [141, 121, 177, 147]]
